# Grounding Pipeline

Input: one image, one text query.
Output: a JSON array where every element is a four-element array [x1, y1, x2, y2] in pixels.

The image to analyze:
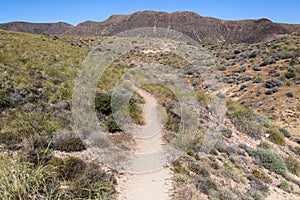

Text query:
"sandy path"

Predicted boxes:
[[117, 88, 172, 200]]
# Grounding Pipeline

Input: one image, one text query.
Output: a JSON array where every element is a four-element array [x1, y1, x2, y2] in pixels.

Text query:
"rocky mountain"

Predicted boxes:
[[1, 11, 300, 44], [65, 11, 300, 44], [0, 21, 73, 35]]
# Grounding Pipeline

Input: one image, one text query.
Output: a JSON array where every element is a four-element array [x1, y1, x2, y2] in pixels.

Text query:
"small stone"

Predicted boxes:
[[286, 92, 294, 98], [253, 66, 261, 71], [240, 84, 247, 90]]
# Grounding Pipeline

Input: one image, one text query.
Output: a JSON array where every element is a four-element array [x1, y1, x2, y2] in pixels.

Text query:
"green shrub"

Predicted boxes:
[[278, 181, 290, 192], [95, 92, 112, 115], [267, 126, 285, 145], [196, 90, 211, 106], [47, 156, 65, 177], [62, 157, 86, 181], [220, 127, 232, 138], [294, 146, 300, 156], [258, 140, 272, 150], [73, 162, 115, 199], [251, 168, 271, 183], [0, 91, 11, 109], [284, 156, 300, 177], [249, 148, 286, 175], [95, 92, 144, 125], [188, 163, 210, 177], [285, 72, 296, 79], [165, 114, 180, 132], [54, 136, 86, 152], [173, 165, 189, 175], [107, 120, 120, 133], [279, 128, 292, 138]]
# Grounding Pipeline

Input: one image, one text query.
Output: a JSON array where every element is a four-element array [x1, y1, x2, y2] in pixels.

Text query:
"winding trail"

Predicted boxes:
[[117, 88, 172, 200]]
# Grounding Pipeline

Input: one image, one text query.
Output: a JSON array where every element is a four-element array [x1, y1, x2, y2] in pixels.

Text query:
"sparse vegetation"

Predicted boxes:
[[279, 127, 292, 138], [0, 155, 63, 200], [267, 126, 286, 145], [54, 136, 86, 152], [95, 92, 112, 116], [107, 120, 121, 133], [220, 127, 232, 138], [284, 156, 300, 177], [278, 181, 291, 192], [249, 148, 287, 175], [0, 25, 300, 199], [258, 140, 272, 150], [226, 100, 265, 139]]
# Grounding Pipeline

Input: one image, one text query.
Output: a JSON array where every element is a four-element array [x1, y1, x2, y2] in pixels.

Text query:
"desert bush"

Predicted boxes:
[[278, 181, 291, 192], [54, 136, 86, 152], [0, 91, 11, 109], [173, 163, 189, 175], [95, 92, 112, 116], [279, 128, 292, 138], [48, 157, 115, 199], [188, 162, 210, 177], [284, 156, 300, 177], [95, 91, 144, 125], [285, 72, 296, 79], [226, 100, 264, 139], [267, 126, 285, 145], [106, 120, 121, 133], [47, 156, 65, 177], [293, 146, 300, 156], [196, 90, 211, 106], [251, 168, 271, 183], [249, 148, 286, 175], [258, 140, 272, 150], [165, 114, 180, 132], [194, 176, 218, 195], [62, 157, 86, 181], [72, 162, 115, 199], [220, 127, 232, 138]]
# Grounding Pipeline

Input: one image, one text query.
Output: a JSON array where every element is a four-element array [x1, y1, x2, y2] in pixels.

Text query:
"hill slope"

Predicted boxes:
[[65, 11, 300, 44], [1, 11, 300, 44], [0, 21, 73, 34]]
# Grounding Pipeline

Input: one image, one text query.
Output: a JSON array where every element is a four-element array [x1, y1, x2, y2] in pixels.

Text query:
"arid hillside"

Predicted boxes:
[[1, 11, 300, 44], [0, 27, 299, 200]]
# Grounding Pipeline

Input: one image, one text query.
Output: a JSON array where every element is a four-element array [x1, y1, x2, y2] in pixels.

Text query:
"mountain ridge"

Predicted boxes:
[[1, 11, 300, 44]]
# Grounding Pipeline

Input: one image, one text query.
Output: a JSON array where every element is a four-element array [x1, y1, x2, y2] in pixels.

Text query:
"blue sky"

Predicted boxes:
[[1, 0, 299, 25]]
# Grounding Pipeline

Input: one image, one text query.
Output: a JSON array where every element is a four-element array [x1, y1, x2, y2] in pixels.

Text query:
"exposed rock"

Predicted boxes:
[[286, 91, 294, 98], [233, 66, 247, 73], [253, 66, 261, 71]]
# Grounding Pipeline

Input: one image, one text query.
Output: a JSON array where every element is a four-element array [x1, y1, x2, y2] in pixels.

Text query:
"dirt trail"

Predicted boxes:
[[117, 88, 172, 200]]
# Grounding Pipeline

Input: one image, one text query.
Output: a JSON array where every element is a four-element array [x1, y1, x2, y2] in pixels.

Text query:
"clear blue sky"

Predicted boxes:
[[1, 0, 299, 25]]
